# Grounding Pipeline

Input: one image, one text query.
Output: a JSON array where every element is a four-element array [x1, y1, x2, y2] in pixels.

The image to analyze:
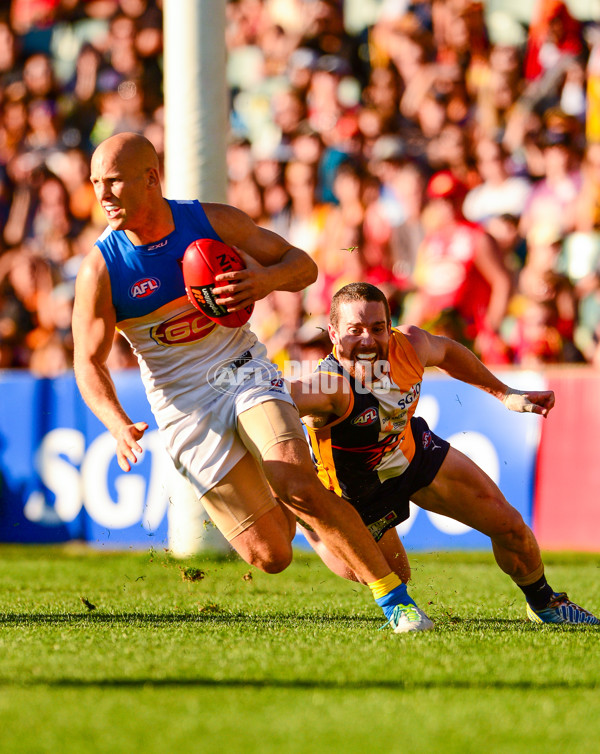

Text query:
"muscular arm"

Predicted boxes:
[[72, 247, 148, 471], [401, 324, 555, 416], [203, 203, 318, 311], [289, 372, 351, 427]]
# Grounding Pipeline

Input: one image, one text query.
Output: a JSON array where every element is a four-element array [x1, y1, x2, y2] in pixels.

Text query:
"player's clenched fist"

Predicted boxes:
[[502, 389, 555, 417]]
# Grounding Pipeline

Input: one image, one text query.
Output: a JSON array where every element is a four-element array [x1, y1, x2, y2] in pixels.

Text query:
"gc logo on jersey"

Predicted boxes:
[[352, 407, 378, 427], [151, 310, 215, 346], [130, 277, 161, 299]]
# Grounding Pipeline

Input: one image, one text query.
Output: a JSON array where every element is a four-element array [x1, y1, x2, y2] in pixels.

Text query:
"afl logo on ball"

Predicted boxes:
[[130, 277, 161, 299]]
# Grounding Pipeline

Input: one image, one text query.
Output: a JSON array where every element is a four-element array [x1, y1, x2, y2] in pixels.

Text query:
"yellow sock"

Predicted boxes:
[[368, 572, 402, 600]]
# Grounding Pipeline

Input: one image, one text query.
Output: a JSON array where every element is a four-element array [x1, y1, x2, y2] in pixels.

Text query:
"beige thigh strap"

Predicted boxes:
[[237, 399, 306, 461], [200, 451, 277, 541]]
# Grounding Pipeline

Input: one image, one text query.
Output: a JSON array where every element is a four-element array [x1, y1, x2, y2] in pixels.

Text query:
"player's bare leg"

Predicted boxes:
[[228, 506, 295, 573], [412, 446, 599, 625], [200, 451, 296, 574], [300, 526, 360, 581], [377, 528, 412, 583], [301, 525, 411, 584], [411, 446, 541, 581], [238, 399, 432, 631], [260, 436, 399, 583]]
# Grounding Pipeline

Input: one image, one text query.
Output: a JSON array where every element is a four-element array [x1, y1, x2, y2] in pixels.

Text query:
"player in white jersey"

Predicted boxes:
[[72, 132, 431, 633]]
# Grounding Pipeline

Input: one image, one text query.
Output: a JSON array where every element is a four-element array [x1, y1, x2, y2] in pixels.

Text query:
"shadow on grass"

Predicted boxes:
[[0, 612, 553, 627], [1, 612, 597, 634], [1, 611, 380, 625], [0, 677, 598, 691]]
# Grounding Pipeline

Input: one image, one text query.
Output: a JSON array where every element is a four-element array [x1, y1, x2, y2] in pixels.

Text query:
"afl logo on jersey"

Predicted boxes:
[[130, 277, 161, 299], [352, 407, 378, 426]]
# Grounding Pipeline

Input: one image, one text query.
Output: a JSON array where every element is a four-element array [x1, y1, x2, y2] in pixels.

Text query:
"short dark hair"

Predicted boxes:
[[329, 282, 391, 328]]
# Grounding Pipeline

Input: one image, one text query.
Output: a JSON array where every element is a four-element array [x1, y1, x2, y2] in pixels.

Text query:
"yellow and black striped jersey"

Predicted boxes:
[[305, 329, 424, 501]]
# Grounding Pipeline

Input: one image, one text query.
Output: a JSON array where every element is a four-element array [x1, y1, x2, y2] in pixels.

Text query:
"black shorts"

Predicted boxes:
[[349, 416, 450, 542]]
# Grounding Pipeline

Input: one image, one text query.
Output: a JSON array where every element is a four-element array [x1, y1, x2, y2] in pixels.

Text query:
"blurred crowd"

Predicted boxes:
[[2, 0, 600, 377]]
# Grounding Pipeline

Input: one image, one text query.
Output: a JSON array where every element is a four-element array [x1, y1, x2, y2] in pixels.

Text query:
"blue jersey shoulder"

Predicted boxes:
[[96, 200, 223, 321]]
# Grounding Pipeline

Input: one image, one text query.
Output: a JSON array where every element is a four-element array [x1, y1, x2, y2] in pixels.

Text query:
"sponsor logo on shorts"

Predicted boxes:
[[130, 277, 161, 299], [367, 511, 398, 542], [352, 407, 378, 427], [422, 430, 441, 451], [150, 310, 215, 346]]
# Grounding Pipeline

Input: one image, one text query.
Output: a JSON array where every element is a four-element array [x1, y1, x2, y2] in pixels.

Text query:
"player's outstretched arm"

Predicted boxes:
[[204, 203, 317, 310], [289, 372, 350, 422], [401, 324, 555, 417], [72, 248, 148, 471]]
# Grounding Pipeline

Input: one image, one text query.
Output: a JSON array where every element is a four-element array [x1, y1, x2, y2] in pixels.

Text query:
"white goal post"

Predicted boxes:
[[163, 0, 229, 555]]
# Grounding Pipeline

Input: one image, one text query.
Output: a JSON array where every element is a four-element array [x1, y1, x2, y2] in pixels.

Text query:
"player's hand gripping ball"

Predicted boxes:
[[182, 238, 254, 327]]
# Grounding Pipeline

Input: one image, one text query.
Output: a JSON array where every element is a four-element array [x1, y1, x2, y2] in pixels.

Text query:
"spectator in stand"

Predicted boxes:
[[361, 135, 410, 296], [362, 63, 402, 136], [0, 95, 29, 167], [48, 147, 96, 224], [287, 47, 319, 97], [520, 116, 583, 238], [272, 158, 329, 258], [62, 43, 104, 149], [29, 280, 75, 378], [508, 299, 565, 367], [2, 0, 600, 370], [380, 13, 434, 95], [389, 161, 428, 286], [476, 64, 524, 145], [0, 246, 54, 367], [307, 159, 366, 316], [524, 0, 583, 82], [463, 137, 532, 228], [298, 0, 352, 63], [251, 142, 290, 222], [0, 253, 35, 368], [405, 170, 512, 363], [427, 121, 479, 188], [273, 88, 307, 144], [0, 20, 20, 91], [485, 212, 527, 284], [306, 54, 361, 201], [574, 141, 600, 232], [228, 171, 264, 224], [103, 12, 144, 81], [513, 223, 579, 357], [22, 52, 59, 102]]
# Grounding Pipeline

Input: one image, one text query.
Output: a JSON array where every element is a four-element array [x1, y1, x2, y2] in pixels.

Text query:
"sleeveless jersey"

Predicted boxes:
[[96, 199, 262, 427], [305, 329, 424, 501]]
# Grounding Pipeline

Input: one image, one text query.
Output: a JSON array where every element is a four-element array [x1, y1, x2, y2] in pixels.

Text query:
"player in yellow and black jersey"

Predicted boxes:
[[290, 282, 599, 626]]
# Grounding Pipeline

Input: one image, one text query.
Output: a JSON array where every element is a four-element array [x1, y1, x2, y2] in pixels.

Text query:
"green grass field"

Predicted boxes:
[[0, 545, 598, 754]]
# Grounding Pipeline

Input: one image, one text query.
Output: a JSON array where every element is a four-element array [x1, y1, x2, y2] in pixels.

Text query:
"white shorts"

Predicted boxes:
[[161, 351, 296, 497]]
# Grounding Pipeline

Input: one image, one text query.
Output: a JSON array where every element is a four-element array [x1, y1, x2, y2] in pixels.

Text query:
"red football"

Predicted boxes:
[[182, 238, 254, 327]]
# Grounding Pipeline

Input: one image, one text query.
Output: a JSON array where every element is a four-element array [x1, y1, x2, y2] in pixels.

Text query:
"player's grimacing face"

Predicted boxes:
[[329, 300, 391, 379]]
